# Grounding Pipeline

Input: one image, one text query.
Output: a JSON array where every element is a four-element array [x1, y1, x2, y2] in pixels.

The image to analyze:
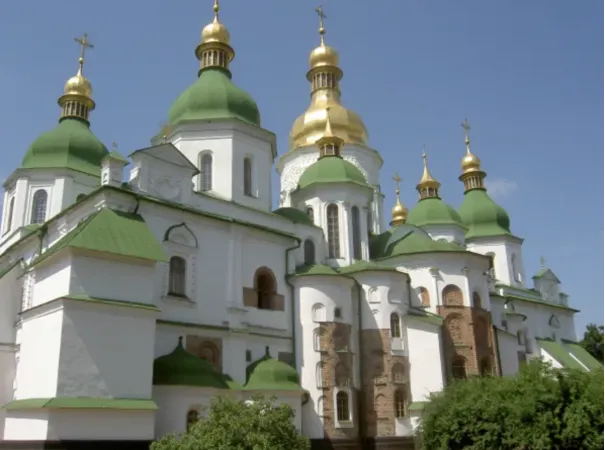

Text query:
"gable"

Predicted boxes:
[[130, 143, 199, 175]]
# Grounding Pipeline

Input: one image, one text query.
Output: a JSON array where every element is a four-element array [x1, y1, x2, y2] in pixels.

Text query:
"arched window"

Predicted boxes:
[[5, 197, 15, 232], [332, 328, 348, 352], [336, 391, 349, 421], [255, 268, 277, 310], [326, 204, 340, 258], [351, 206, 362, 260], [186, 409, 199, 431], [511, 253, 520, 282], [392, 363, 406, 384], [394, 389, 406, 418], [316, 362, 324, 387], [306, 206, 314, 223], [168, 256, 187, 296], [451, 356, 467, 379], [486, 252, 496, 279], [390, 313, 401, 338], [334, 363, 349, 387], [243, 157, 252, 196], [472, 292, 482, 309], [304, 239, 316, 265], [200, 153, 212, 191], [317, 396, 325, 416], [30, 190, 48, 224], [418, 287, 430, 307], [442, 285, 463, 306]]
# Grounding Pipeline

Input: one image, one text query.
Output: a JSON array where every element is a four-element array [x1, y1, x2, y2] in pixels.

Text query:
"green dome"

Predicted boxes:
[[168, 68, 260, 127], [272, 207, 314, 226], [408, 197, 465, 228], [245, 348, 302, 391], [298, 156, 367, 190], [458, 188, 511, 239], [371, 224, 463, 259], [22, 118, 108, 177], [153, 338, 240, 389]]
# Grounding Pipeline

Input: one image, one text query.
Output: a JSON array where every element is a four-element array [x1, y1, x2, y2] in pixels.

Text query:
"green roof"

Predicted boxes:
[[338, 259, 402, 275], [407, 197, 465, 228], [532, 267, 561, 283], [4, 397, 157, 410], [104, 150, 129, 164], [536, 338, 586, 370], [377, 226, 464, 259], [298, 156, 368, 190], [272, 207, 314, 226], [153, 338, 241, 389], [294, 264, 339, 277], [563, 341, 603, 370], [30, 208, 168, 268], [245, 348, 302, 391], [22, 118, 109, 177], [407, 307, 444, 326], [458, 188, 511, 239], [168, 67, 260, 127]]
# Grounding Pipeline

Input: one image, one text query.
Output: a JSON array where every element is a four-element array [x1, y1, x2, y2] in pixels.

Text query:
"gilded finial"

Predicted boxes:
[[59, 33, 95, 121], [390, 172, 408, 227], [315, 107, 343, 156], [213, 0, 220, 22], [315, 5, 327, 45], [460, 118, 482, 175], [417, 146, 440, 198], [198, 0, 233, 68]]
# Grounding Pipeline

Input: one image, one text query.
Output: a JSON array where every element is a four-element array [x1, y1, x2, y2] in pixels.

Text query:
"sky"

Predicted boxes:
[[0, 0, 602, 333]]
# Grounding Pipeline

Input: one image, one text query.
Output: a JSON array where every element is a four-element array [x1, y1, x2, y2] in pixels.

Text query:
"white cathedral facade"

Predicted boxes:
[[0, 4, 599, 450]]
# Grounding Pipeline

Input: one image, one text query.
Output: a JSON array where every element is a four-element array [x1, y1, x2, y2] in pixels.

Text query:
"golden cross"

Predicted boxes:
[[315, 5, 327, 42], [392, 172, 402, 193], [461, 118, 471, 140], [74, 33, 94, 61], [422, 144, 427, 160]]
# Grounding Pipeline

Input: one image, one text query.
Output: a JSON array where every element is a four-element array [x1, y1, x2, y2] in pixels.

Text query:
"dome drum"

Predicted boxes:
[[195, 41, 235, 67]]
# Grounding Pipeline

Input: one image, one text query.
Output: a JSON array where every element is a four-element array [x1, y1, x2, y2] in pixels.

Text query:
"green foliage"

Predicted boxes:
[[581, 323, 604, 363], [151, 395, 309, 450], [419, 360, 604, 450]]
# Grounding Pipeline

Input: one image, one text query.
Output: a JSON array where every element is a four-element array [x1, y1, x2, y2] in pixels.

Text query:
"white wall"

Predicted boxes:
[[407, 319, 444, 402], [466, 236, 527, 288], [496, 329, 520, 376]]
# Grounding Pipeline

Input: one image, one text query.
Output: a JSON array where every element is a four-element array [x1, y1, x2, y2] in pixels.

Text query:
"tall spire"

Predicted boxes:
[[390, 173, 408, 227], [196, 0, 234, 72], [58, 33, 95, 122], [416, 147, 441, 199], [459, 118, 486, 192], [315, 107, 344, 158]]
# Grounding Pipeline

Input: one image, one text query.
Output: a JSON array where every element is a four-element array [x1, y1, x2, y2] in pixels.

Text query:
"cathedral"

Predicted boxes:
[[0, 2, 600, 450]]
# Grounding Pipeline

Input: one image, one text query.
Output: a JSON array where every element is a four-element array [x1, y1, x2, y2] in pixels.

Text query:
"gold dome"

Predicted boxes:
[[418, 151, 440, 189], [201, 18, 230, 45], [309, 43, 339, 69], [390, 173, 408, 227], [63, 59, 92, 98], [461, 149, 481, 173]]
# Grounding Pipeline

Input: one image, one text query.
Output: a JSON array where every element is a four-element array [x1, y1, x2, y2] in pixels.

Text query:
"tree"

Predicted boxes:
[[151, 395, 310, 450], [418, 360, 604, 450], [581, 323, 604, 363]]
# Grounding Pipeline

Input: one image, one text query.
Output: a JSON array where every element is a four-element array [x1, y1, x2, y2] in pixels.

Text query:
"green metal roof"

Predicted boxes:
[[458, 188, 511, 239], [298, 156, 368, 190], [563, 341, 603, 370], [407, 197, 465, 228], [168, 68, 260, 127], [245, 348, 302, 391], [4, 397, 157, 410], [537, 338, 586, 370], [30, 208, 168, 267], [22, 118, 109, 177], [272, 207, 314, 226]]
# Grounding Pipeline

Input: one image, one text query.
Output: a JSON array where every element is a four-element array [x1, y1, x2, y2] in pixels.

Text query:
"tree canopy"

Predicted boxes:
[[151, 395, 310, 450], [581, 323, 604, 363], [419, 360, 604, 450]]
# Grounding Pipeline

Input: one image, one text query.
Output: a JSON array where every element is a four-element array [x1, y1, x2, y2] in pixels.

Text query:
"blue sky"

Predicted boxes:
[[0, 1, 602, 333]]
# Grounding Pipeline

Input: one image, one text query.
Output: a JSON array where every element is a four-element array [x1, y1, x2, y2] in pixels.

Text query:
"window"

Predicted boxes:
[[327, 204, 340, 258], [418, 287, 430, 307], [168, 256, 187, 296], [304, 239, 315, 265], [392, 363, 406, 384], [313, 327, 323, 351], [333, 328, 348, 352], [442, 285, 463, 306], [312, 304, 326, 322], [30, 190, 48, 224], [306, 206, 314, 223], [390, 313, 401, 338], [200, 153, 212, 191], [316, 362, 324, 387], [255, 269, 277, 310], [243, 157, 252, 196], [394, 389, 406, 418], [472, 292, 482, 309], [486, 252, 496, 279], [246, 349, 252, 362], [334, 307, 342, 319], [511, 253, 520, 282], [336, 392, 349, 421], [5, 197, 14, 232], [186, 409, 199, 431], [351, 206, 362, 260], [451, 356, 467, 379]]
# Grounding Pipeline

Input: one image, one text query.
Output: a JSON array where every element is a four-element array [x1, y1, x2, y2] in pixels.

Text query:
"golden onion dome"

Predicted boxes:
[[461, 150, 481, 173], [201, 1, 230, 45], [391, 200, 409, 224], [309, 43, 339, 69], [63, 59, 92, 97]]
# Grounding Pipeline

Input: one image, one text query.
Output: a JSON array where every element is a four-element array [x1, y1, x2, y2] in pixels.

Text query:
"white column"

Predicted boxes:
[[430, 267, 441, 307], [341, 201, 351, 264], [462, 266, 472, 307]]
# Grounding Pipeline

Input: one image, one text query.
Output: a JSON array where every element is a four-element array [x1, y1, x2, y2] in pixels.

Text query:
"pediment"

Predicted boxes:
[[129, 143, 199, 175]]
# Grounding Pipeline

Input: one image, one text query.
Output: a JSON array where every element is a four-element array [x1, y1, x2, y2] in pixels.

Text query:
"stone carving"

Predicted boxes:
[[151, 175, 181, 201]]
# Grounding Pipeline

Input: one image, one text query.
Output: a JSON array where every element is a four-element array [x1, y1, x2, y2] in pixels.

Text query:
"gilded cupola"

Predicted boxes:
[[58, 34, 95, 121], [289, 6, 369, 150], [390, 173, 408, 227], [459, 118, 485, 190], [416, 149, 441, 199]]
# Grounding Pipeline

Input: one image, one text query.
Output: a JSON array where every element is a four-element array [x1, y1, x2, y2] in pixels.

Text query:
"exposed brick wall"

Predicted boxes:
[[185, 335, 223, 372], [360, 329, 410, 438]]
